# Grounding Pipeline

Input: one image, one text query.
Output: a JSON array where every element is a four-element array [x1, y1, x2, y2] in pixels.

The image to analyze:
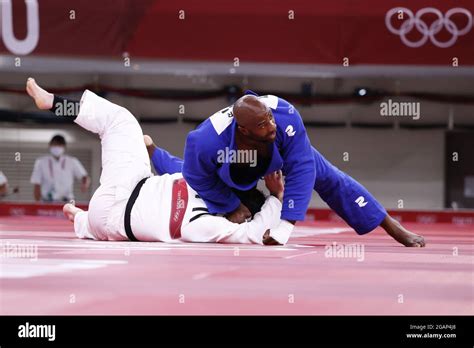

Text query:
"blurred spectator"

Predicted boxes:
[[0, 171, 20, 199], [30, 135, 90, 202]]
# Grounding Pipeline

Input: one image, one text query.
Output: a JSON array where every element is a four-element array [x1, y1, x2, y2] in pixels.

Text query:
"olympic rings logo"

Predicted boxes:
[[385, 7, 473, 48]]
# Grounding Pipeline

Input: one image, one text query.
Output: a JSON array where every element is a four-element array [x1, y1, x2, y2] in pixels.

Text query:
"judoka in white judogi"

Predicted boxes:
[[70, 90, 283, 244]]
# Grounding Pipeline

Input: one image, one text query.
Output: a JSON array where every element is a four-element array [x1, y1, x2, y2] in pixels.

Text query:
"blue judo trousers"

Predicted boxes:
[[151, 92, 387, 234]]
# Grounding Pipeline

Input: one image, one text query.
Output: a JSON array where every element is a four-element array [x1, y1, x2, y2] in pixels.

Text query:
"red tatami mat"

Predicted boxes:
[[0, 216, 472, 315]]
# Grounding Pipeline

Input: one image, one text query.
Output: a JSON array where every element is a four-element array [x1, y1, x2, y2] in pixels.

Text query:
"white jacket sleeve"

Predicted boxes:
[[180, 196, 282, 245], [30, 159, 42, 184], [72, 157, 88, 179], [268, 219, 295, 245]]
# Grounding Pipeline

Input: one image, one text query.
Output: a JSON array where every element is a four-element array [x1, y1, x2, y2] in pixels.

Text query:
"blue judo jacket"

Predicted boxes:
[[152, 93, 387, 232], [181, 92, 315, 221]]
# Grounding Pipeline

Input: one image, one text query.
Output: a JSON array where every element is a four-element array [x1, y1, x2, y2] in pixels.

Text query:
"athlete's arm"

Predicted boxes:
[[181, 171, 284, 245], [182, 130, 241, 214], [144, 135, 184, 175], [181, 195, 282, 245], [278, 106, 316, 222]]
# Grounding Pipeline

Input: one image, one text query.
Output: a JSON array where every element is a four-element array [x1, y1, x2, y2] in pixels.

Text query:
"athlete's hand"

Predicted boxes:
[[80, 176, 91, 192], [262, 229, 282, 245], [226, 203, 251, 224], [264, 170, 284, 201]]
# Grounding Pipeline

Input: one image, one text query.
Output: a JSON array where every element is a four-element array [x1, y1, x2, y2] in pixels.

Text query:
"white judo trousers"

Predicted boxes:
[[73, 90, 152, 241], [73, 90, 283, 244]]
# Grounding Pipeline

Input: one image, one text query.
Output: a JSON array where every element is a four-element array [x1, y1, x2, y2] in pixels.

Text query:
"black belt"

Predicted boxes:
[[124, 177, 149, 241]]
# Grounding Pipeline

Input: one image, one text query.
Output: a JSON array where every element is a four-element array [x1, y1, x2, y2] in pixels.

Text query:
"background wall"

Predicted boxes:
[[0, 120, 445, 209], [0, 0, 473, 211]]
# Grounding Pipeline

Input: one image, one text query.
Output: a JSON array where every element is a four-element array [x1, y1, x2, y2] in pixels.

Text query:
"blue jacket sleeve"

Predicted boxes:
[[279, 107, 316, 221], [151, 147, 184, 175], [182, 130, 241, 214]]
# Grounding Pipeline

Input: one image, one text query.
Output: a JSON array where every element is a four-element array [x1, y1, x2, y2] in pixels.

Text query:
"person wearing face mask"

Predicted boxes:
[[30, 134, 91, 202]]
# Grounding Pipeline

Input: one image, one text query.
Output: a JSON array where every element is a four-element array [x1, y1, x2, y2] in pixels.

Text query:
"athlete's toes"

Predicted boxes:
[[144, 135, 154, 147]]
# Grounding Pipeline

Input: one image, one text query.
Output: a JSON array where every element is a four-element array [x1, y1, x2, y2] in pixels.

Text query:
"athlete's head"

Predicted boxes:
[[236, 188, 266, 218], [233, 95, 277, 143]]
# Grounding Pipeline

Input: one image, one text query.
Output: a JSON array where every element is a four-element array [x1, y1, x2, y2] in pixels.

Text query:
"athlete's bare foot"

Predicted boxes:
[[381, 215, 426, 247], [144, 134, 157, 158], [144, 135, 154, 147], [26, 77, 54, 110], [63, 203, 83, 223]]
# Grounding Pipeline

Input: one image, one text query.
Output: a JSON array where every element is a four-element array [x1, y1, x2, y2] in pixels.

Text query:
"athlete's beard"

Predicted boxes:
[[247, 130, 276, 144]]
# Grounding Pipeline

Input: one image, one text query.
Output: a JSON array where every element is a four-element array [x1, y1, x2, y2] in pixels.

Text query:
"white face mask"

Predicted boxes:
[[50, 146, 65, 157]]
